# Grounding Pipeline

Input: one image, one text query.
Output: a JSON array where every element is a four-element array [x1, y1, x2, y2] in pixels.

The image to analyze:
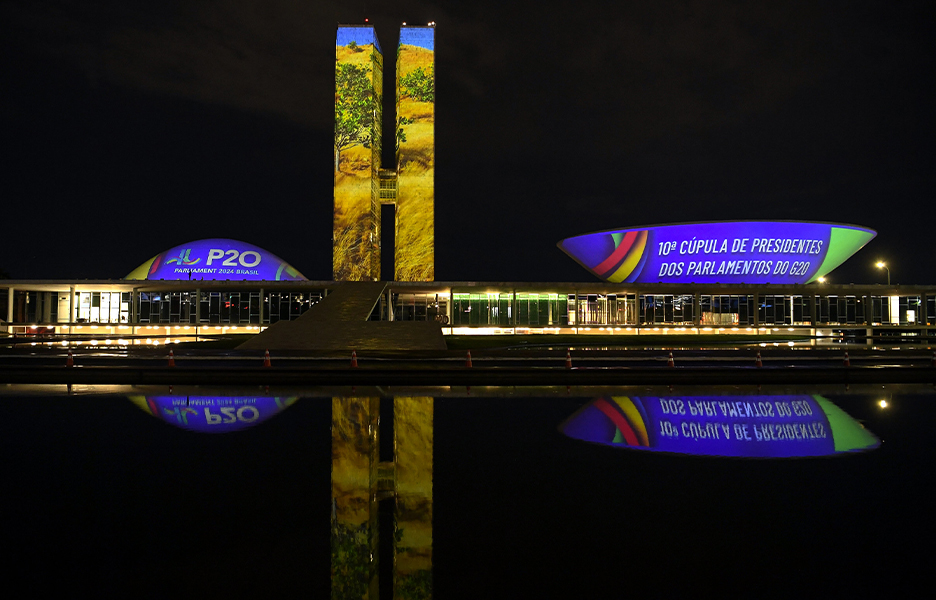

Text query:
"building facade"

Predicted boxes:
[[334, 25, 435, 282], [3, 280, 935, 344]]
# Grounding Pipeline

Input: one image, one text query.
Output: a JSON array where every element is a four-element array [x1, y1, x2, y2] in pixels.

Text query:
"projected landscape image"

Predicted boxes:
[[395, 27, 435, 281], [334, 27, 382, 281]]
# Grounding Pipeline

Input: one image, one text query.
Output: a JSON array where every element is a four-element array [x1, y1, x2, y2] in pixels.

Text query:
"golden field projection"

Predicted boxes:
[[395, 43, 435, 281], [334, 42, 381, 281]]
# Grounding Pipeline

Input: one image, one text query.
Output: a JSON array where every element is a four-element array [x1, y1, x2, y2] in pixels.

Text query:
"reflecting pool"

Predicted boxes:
[[0, 384, 928, 597]]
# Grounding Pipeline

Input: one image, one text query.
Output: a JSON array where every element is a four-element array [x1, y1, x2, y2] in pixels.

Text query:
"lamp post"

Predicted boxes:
[[875, 261, 890, 286]]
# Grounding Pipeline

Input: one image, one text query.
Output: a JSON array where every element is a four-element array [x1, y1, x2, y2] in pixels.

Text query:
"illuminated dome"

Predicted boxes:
[[125, 238, 306, 281]]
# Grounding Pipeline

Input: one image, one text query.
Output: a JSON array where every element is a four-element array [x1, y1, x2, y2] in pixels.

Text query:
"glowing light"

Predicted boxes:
[[879, 399, 888, 408], [875, 261, 890, 285]]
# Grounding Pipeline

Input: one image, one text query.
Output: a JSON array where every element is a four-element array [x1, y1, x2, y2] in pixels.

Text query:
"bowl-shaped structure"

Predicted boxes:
[[559, 395, 879, 458], [558, 221, 875, 284]]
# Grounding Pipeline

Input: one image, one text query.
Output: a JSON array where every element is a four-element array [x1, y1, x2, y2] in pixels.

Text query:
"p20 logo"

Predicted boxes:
[[206, 249, 262, 268]]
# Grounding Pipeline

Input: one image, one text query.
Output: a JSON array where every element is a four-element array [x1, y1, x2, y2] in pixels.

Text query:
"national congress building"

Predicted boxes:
[[2, 24, 934, 347]]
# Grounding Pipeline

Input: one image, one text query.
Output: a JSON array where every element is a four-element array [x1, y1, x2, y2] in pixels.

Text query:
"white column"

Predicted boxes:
[[6, 286, 13, 331], [259, 288, 265, 327], [68, 286, 76, 336]]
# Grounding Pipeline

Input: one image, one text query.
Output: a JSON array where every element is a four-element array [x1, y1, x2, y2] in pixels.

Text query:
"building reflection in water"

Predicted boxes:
[[560, 394, 879, 457], [331, 396, 433, 599], [127, 395, 297, 432]]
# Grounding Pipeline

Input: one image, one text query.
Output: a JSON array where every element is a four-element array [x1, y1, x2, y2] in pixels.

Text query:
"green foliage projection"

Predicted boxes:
[[395, 116, 412, 153], [331, 520, 372, 599], [400, 65, 435, 103], [334, 62, 375, 172], [393, 520, 432, 600], [396, 569, 432, 600]]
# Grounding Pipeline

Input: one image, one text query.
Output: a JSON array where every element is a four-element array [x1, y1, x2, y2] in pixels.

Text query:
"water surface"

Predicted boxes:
[[0, 384, 928, 597]]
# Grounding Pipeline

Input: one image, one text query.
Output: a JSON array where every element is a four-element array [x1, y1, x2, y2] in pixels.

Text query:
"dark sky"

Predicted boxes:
[[1, 1, 933, 283]]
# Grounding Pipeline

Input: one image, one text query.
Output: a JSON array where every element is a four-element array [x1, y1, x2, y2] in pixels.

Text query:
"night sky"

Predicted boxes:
[[2, 1, 933, 283]]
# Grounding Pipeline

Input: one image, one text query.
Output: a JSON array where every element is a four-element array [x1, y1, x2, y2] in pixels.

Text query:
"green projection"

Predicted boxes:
[[334, 27, 383, 281], [394, 27, 435, 281], [333, 25, 435, 282]]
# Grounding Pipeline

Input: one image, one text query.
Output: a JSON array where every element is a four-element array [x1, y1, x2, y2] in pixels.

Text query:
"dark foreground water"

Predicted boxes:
[[1, 384, 931, 598]]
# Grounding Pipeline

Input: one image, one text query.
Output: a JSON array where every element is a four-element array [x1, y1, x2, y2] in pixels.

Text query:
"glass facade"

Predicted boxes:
[[700, 295, 752, 326], [136, 291, 323, 325], [639, 294, 694, 325], [77, 291, 129, 323], [4, 283, 936, 340], [376, 292, 449, 323]]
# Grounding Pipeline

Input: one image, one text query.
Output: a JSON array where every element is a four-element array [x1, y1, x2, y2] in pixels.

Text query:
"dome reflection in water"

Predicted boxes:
[[128, 395, 298, 432], [560, 395, 879, 457]]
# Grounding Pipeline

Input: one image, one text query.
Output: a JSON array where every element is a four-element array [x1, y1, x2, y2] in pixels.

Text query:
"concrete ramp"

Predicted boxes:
[[238, 282, 447, 351]]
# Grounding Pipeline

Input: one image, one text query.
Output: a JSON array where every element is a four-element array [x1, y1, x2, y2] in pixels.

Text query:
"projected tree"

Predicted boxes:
[[400, 65, 434, 102], [334, 62, 375, 172]]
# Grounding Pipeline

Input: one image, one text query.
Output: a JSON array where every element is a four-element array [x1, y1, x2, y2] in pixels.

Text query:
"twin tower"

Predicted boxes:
[[334, 25, 435, 282]]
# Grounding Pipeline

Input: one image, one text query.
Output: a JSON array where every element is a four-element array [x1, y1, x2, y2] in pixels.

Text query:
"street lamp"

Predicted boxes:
[[875, 261, 890, 285]]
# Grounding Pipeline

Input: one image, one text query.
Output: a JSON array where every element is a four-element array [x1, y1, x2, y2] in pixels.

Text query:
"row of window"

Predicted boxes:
[[136, 291, 324, 324], [3, 290, 934, 327], [1, 291, 324, 325], [412, 293, 933, 327]]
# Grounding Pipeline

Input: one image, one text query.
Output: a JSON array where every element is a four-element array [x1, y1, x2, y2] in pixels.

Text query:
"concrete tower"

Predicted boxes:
[[334, 24, 435, 282], [334, 26, 383, 281]]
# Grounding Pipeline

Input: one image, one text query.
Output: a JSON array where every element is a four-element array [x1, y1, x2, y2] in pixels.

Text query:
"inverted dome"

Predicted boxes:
[[559, 395, 880, 458], [558, 221, 875, 284], [125, 238, 306, 281]]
